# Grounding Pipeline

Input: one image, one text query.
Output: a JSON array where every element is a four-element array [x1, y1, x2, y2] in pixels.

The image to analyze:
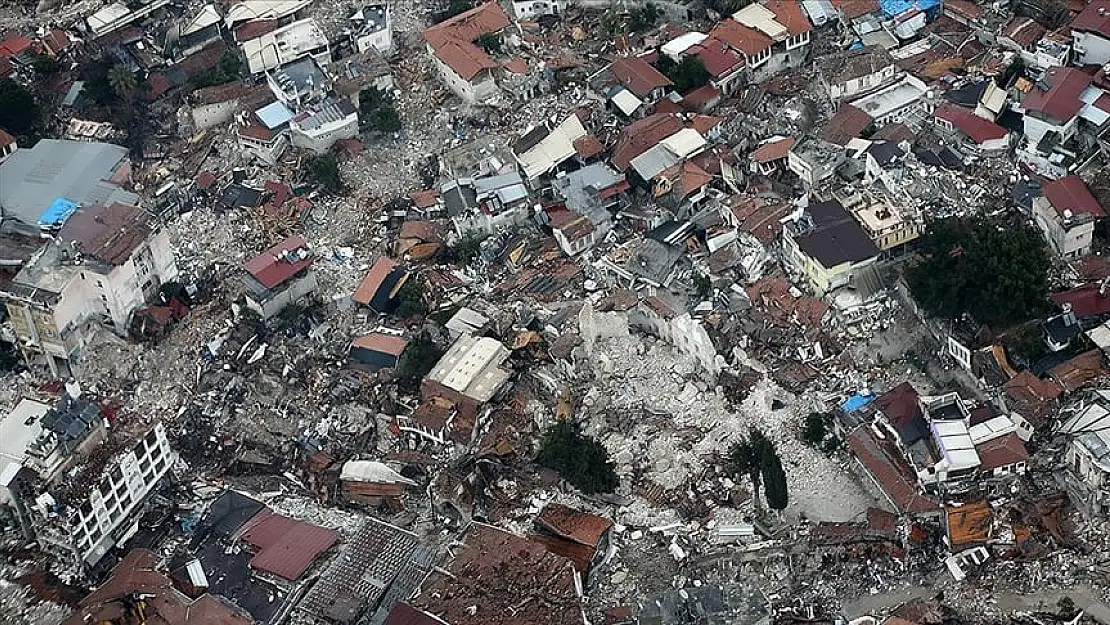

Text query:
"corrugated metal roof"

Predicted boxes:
[[240, 509, 338, 581], [244, 236, 314, 289]]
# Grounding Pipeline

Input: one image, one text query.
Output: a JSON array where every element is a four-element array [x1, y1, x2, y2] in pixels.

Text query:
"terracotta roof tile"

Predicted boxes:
[[244, 236, 314, 289], [848, 426, 940, 516], [352, 332, 408, 356], [822, 104, 873, 145], [239, 509, 338, 581], [975, 433, 1029, 471], [535, 504, 612, 547], [750, 136, 796, 163], [934, 104, 1008, 144], [424, 2, 510, 81], [611, 113, 684, 170], [709, 19, 772, 56], [1024, 66, 1091, 123], [1072, 0, 1110, 36], [609, 55, 672, 98], [1044, 175, 1106, 218], [766, 0, 812, 35]]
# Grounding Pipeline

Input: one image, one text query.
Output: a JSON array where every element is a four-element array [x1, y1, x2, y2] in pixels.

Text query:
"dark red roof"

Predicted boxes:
[[750, 137, 796, 163], [975, 433, 1029, 471], [384, 604, 443, 625], [1050, 283, 1110, 318], [1044, 175, 1106, 218], [244, 236, 314, 289], [0, 56, 12, 78], [821, 104, 873, 146], [1071, 0, 1110, 37], [709, 19, 773, 56], [689, 38, 744, 79], [234, 19, 278, 42], [848, 426, 939, 516], [1024, 67, 1092, 122], [0, 127, 15, 148], [240, 509, 338, 581], [609, 56, 672, 98], [352, 333, 409, 356], [0, 34, 34, 56], [353, 256, 400, 306], [611, 113, 684, 170], [935, 105, 1008, 143], [536, 504, 613, 547], [766, 0, 812, 35]]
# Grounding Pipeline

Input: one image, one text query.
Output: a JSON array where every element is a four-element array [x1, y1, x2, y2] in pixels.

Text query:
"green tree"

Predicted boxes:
[[728, 429, 773, 510], [395, 334, 444, 390], [359, 87, 387, 118], [537, 420, 619, 494], [656, 55, 710, 93], [442, 231, 486, 265], [1057, 597, 1078, 620], [476, 33, 501, 53], [32, 54, 61, 75], [108, 65, 137, 102], [693, 273, 712, 298], [762, 451, 789, 511], [370, 105, 402, 133], [628, 2, 660, 32], [307, 154, 344, 195], [438, 0, 473, 22], [802, 412, 827, 446], [0, 78, 39, 135], [394, 276, 426, 318], [906, 216, 1051, 327]]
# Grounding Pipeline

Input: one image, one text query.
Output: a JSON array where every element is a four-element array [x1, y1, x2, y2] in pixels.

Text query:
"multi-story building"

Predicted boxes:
[[1033, 175, 1106, 259], [782, 199, 880, 296], [2, 396, 173, 574], [423, 2, 511, 105], [1070, 1, 1110, 67], [2, 202, 179, 377]]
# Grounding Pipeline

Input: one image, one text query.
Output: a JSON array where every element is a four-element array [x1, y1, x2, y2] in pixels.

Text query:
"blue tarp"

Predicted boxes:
[[38, 197, 78, 227], [881, 0, 939, 17], [849, 41, 865, 50], [841, 393, 875, 413]]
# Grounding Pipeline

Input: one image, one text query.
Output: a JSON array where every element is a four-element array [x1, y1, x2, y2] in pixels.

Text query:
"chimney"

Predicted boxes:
[[1062, 302, 1076, 328]]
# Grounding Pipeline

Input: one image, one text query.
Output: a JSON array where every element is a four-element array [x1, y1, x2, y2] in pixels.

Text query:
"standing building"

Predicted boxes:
[[2, 202, 179, 377], [241, 236, 318, 319], [423, 2, 511, 104]]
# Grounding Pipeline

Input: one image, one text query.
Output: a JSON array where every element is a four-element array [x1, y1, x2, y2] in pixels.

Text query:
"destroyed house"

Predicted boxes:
[[241, 236, 317, 319], [513, 114, 589, 181], [423, 334, 512, 404], [411, 522, 585, 625], [61, 549, 255, 625], [532, 504, 613, 574], [293, 517, 429, 625], [782, 199, 880, 296], [1058, 390, 1110, 517], [4, 423, 175, 573], [423, 1, 512, 105], [339, 460, 416, 508], [816, 45, 899, 103], [3, 201, 179, 378], [242, 18, 330, 74], [352, 256, 409, 313], [933, 105, 1010, 152], [442, 172, 531, 236]]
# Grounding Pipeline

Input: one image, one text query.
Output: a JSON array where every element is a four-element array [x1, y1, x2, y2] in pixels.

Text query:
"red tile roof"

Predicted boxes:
[[684, 84, 720, 108], [1001, 16, 1046, 49], [975, 433, 1029, 471], [244, 236, 314, 289], [40, 29, 70, 56], [0, 56, 12, 78], [503, 57, 528, 73], [573, 134, 603, 159], [195, 171, 217, 190], [1044, 175, 1106, 218], [353, 256, 400, 305], [750, 136, 796, 163], [659, 161, 713, 197], [352, 332, 409, 356], [1051, 283, 1110, 318], [944, 0, 985, 21], [536, 504, 613, 547], [234, 19, 278, 42], [689, 38, 744, 79], [1049, 348, 1110, 392], [1024, 66, 1092, 122], [1072, 0, 1110, 37], [0, 34, 34, 56], [766, 0, 812, 35], [934, 105, 1008, 144], [0, 127, 15, 148], [609, 55, 672, 98], [239, 509, 338, 581], [410, 189, 440, 208], [848, 426, 939, 516], [873, 382, 924, 439], [729, 195, 790, 244], [821, 104, 873, 145], [424, 2, 510, 81], [611, 113, 684, 170], [834, 0, 881, 19], [709, 19, 773, 56]]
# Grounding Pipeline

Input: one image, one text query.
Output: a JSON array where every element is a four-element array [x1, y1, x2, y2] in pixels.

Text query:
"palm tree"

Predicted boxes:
[[107, 65, 136, 103]]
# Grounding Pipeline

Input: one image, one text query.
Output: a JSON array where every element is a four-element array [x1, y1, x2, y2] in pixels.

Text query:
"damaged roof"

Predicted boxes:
[[239, 508, 338, 581], [244, 236, 314, 289], [61, 549, 254, 625], [1044, 175, 1106, 218], [423, 2, 510, 80], [536, 503, 613, 548], [608, 55, 672, 98], [411, 523, 582, 625], [848, 425, 939, 516], [57, 202, 152, 266]]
